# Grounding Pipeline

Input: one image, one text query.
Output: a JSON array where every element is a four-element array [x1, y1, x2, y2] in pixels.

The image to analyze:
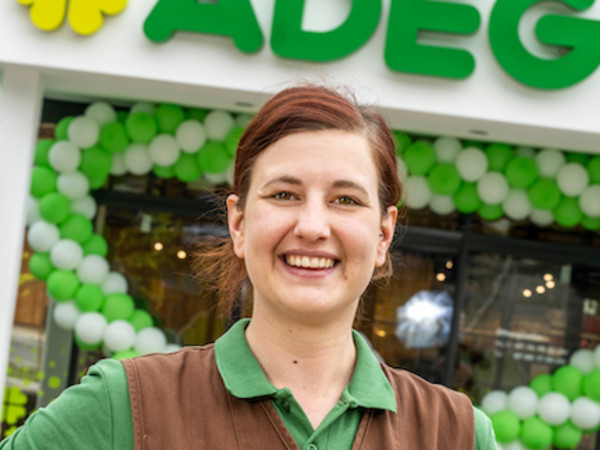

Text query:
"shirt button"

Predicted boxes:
[[307, 444, 318, 450], [280, 400, 290, 412]]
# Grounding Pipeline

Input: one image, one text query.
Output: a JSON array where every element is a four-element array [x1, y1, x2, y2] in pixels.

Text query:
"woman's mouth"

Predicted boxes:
[[284, 255, 337, 269]]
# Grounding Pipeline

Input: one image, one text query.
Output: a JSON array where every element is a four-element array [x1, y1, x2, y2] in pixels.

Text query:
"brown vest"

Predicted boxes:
[[122, 345, 474, 449]]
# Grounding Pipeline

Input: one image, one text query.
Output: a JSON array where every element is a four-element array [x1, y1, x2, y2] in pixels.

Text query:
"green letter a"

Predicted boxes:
[[144, 0, 263, 53], [271, 0, 381, 61]]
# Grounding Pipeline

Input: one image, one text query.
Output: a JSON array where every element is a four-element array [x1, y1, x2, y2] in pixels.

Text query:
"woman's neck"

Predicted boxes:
[[245, 311, 357, 428]]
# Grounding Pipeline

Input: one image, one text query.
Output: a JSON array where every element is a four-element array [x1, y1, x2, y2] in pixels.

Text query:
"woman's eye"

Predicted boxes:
[[273, 192, 295, 201], [335, 196, 359, 206]]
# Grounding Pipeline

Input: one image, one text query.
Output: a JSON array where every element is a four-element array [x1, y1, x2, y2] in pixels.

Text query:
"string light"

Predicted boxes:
[[543, 273, 554, 282], [176, 250, 187, 260], [546, 280, 556, 289], [154, 242, 163, 251], [436, 272, 446, 282], [523, 289, 532, 298], [536, 285, 546, 294], [445, 260, 454, 269]]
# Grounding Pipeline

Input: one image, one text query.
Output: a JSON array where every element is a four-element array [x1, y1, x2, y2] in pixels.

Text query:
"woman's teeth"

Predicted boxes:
[[285, 255, 335, 269]]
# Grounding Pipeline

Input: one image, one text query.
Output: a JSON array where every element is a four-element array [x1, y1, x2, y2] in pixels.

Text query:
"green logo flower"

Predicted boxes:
[[2, 386, 29, 437]]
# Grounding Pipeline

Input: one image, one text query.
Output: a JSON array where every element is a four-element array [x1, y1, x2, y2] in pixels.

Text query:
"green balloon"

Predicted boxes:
[[566, 152, 589, 166], [174, 153, 203, 182], [553, 421, 582, 449], [116, 110, 129, 124], [583, 370, 600, 402], [59, 213, 93, 244], [404, 141, 436, 175], [55, 116, 74, 141], [485, 143, 514, 172], [74, 336, 101, 351], [102, 293, 135, 322], [197, 142, 231, 174], [125, 112, 158, 144], [478, 202, 504, 221], [39, 192, 71, 224], [112, 349, 139, 360], [35, 139, 55, 168], [453, 182, 481, 213], [225, 126, 245, 156], [87, 171, 109, 189], [393, 131, 412, 156], [552, 365, 583, 400], [427, 164, 461, 195], [153, 164, 175, 179], [186, 107, 209, 122], [80, 146, 113, 178], [528, 178, 561, 210], [82, 234, 108, 257], [99, 122, 130, 154], [553, 197, 583, 228], [155, 103, 185, 134], [29, 253, 55, 281], [582, 214, 600, 231], [505, 156, 539, 189], [47, 270, 80, 301], [75, 284, 104, 312], [30, 166, 58, 198], [491, 410, 521, 443], [129, 309, 154, 332], [587, 156, 600, 184], [530, 373, 553, 397], [520, 417, 553, 450]]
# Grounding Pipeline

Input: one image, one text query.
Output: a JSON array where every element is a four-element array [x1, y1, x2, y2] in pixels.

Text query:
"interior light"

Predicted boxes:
[[436, 272, 446, 282], [543, 273, 554, 282], [546, 280, 555, 289], [177, 250, 187, 259], [536, 285, 546, 294], [445, 260, 454, 269], [523, 289, 532, 298], [375, 329, 387, 338], [154, 242, 164, 251]]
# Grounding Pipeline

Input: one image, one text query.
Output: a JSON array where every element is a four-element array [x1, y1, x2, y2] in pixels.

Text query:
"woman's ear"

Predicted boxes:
[[375, 206, 397, 268], [227, 194, 245, 259]]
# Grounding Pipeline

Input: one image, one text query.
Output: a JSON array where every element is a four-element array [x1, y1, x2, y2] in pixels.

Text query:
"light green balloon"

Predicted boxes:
[[553, 197, 583, 228], [186, 107, 209, 122], [125, 112, 158, 144], [528, 178, 561, 210], [505, 156, 539, 189], [112, 349, 139, 360], [587, 156, 600, 184], [485, 143, 514, 172], [31, 166, 58, 198], [404, 141, 436, 175], [520, 416, 553, 450], [393, 131, 412, 156], [530, 373, 552, 397], [566, 152, 589, 166], [102, 293, 135, 322], [75, 284, 104, 312], [82, 234, 108, 257], [99, 122, 130, 154], [174, 153, 203, 182], [86, 171, 109, 190], [197, 142, 231, 174], [80, 146, 113, 178], [59, 213, 93, 244], [39, 192, 71, 224], [74, 336, 101, 351], [152, 164, 175, 179], [453, 182, 481, 213], [225, 127, 245, 156], [55, 116, 74, 141], [129, 309, 154, 332], [35, 139, 55, 168], [427, 164, 461, 195], [47, 270, 80, 301], [155, 103, 185, 134], [582, 214, 600, 231], [583, 370, 600, 402], [553, 421, 582, 449], [491, 410, 520, 443], [478, 203, 503, 221], [29, 253, 55, 281]]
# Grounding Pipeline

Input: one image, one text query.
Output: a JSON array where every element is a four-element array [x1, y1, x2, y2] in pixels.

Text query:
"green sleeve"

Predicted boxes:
[[0, 359, 133, 450], [473, 406, 499, 450]]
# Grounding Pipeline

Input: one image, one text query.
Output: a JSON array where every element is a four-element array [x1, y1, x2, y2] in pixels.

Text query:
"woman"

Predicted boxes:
[[1, 85, 497, 449]]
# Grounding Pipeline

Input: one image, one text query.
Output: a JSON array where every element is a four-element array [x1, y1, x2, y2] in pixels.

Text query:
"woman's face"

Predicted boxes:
[[227, 129, 397, 325]]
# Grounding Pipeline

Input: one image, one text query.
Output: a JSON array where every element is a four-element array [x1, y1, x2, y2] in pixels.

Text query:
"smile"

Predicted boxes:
[[284, 255, 336, 269]]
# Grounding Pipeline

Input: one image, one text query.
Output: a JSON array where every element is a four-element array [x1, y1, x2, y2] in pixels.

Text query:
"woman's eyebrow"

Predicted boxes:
[[332, 180, 370, 198], [262, 176, 302, 188]]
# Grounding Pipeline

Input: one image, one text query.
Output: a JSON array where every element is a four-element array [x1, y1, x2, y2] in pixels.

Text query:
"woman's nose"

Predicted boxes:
[[293, 200, 331, 241]]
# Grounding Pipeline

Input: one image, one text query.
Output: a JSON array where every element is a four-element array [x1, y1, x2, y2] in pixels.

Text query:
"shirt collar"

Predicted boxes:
[[214, 318, 396, 413]]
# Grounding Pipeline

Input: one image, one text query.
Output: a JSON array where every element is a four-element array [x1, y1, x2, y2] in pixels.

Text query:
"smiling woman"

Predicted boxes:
[[0, 84, 497, 449]]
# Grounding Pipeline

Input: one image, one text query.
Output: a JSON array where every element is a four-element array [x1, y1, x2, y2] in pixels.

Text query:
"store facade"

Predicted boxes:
[[1, 0, 600, 447]]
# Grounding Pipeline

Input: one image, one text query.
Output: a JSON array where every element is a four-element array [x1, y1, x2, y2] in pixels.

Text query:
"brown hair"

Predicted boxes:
[[193, 84, 403, 317]]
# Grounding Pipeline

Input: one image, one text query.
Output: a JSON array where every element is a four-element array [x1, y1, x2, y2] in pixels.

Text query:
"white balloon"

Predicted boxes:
[[405, 176, 432, 210], [225, 160, 234, 187], [110, 153, 128, 176], [50, 239, 84, 271], [68, 116, 100, 148], [49, 141, 80, 173], [123, 144, 152, 175], [103, 320, 137, 353], [570, 397, 600, 430], [456, 147, 488, 182], [556, 163, 590, 197], [429, 195, 456, 215], [102, 271, 128, 295], [165, 343, 182, 353], [204, 170, 228, 186], [537, 392, 570, 425], [75, 312, 107, 345], [594, 345, 600, 368], [569, 349, 595, 374], [515, 146, 536, 159], [149, 134, 181, 166], [57, 171, 90, 200], [530, 208, 554, 227], [501, 441, 530, 450], [433, 137, 462, 163], [85, 102, 117, 126], [235, 113, 253, 127], [477, 172, 510, 204], [77, 255, 110, 285], [204, 110, 234, 141], [579, 185, 600, 217], [27, 220, 60, 252], [536, 148, 565, 177], [503, 189, 532, 221], [396, 157, 408, 182], [480, 390, 508, 415], [53, 301, 81, 331], [26, 196, 41, 226], [175, 120, 207, 153], [135, 327, 167, 355], [507, 386, 538, 420], [71, 195, 97, 219], [130, 102, 156, 115]]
